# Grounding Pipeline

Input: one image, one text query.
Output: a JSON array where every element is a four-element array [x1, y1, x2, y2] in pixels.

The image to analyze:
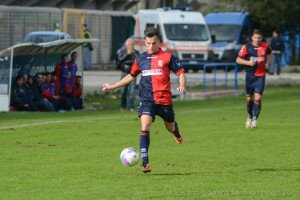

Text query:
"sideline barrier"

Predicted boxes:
[[202, 63, 238, 93]]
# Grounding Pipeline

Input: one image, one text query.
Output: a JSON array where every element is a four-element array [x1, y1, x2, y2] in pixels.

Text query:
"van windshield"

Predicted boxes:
[[164, 24, 209, 41], [208, 24, 240, 42]]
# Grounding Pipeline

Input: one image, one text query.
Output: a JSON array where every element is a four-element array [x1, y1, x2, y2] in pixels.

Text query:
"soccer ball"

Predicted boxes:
[[120, 147, 139, 167]]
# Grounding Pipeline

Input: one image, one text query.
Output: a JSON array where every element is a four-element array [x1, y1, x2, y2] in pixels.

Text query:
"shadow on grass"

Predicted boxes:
[[250, 168, 300, 172], [150, 168, 300, 176]]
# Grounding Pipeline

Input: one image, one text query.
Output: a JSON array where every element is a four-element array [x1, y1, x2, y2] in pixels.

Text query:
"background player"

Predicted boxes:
[[102, 27, 186, 173], [236, 29, 272, 128]]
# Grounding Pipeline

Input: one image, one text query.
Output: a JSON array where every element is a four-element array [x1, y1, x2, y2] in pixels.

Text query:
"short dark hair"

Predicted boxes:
[[15, 75, 23, 81], [144, 27, 160, 39], [71, 51, 78, 57], [61, 54, 67, 60], [252, 29, 262, 36]]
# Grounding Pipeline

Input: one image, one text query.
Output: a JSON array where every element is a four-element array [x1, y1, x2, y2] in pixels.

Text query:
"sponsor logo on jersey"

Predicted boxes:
[[158, 60, 163, 67], [147, 56, 157, 59], [142, 69, 163, 76], [251, 57, 265, 62]]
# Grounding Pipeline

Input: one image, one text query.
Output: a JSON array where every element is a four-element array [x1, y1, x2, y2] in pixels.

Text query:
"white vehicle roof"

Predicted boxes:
[[137, 9, 206, 24]]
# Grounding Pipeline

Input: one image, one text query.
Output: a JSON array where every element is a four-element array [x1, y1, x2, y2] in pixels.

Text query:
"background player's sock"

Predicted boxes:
[[253, 100, 261, 119], [140, 131, 150, 164], [247, 100, 254, 118]]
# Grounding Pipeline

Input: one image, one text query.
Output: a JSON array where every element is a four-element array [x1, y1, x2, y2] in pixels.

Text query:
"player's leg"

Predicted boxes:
[[246, 95, 254, 128], [252, 77, 265, 128], [245, 76, 254, 128], [164, 121, 183, 144], [156, 104, 183, 144], [140, 115, 152, 173], [251, 93, 262, 128], [138, 101, 155, 173]]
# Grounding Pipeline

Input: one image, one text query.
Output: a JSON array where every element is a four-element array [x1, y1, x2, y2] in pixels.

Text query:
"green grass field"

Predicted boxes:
[[1, 87, 299, 199]]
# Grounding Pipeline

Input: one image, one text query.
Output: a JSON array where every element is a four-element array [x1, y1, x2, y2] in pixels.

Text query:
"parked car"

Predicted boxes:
[[22, 31, 71, 43]]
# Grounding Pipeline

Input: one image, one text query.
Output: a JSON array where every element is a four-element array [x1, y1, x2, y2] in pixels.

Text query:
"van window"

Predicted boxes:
[[208, 24, 240, 42], [164, 24, 209, 41]]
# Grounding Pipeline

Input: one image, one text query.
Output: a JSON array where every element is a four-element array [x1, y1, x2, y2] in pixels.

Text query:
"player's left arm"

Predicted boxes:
[[265, 45, 272, 70], [177, 73, 187, 94], [169, 54, 187, 94]]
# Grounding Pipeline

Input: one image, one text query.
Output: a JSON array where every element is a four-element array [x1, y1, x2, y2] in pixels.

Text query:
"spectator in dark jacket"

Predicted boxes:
[[270, 30, 285, 75], [117, 38, 139, 112], [26, 75, 55, 111], [11, 75, 38, 111]]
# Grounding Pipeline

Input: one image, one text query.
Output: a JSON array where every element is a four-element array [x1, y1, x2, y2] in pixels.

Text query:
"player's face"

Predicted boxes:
[[63, 56, 68, 64], [145, 36, 160, 54], [72, 53, 78, 61], [252, 33, 262, 47]]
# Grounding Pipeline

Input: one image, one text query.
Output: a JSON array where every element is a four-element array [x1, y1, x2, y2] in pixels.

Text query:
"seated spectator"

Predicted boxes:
[[60, 71, 82, 109], [22, 74, 28, 84], [74, 75, 82, 98], [25, 75, 55, 112], [10, 75, 38, 111], [42, 72, 73, 111]]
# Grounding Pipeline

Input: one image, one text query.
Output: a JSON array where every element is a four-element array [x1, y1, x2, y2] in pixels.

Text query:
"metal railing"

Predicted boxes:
[[202, 63, 238, 93]]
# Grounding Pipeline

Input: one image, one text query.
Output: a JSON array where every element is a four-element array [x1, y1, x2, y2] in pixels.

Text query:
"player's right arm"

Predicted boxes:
[[103, 58, 140, 91], [102, 74, 135, 91], [236, 45, 255, 67]]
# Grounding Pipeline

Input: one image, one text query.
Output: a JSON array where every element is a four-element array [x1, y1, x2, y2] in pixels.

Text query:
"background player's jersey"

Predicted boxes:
[[130, 49, 184, 105], [238, 42, 271, 76]]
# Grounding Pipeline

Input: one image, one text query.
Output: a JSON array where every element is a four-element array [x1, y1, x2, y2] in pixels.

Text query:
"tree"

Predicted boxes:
[[242, 0, 300, 35]]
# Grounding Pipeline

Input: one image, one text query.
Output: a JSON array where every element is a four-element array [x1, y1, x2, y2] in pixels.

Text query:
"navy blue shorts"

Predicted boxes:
[[245, 75, 265, 96], [138, 101, 175, 123]]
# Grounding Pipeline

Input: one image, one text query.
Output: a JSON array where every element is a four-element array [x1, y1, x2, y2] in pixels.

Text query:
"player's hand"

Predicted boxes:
[[265, 64, 270, 71], [177, 87, 187, 94], [102, 83, 113, 92], [249, 57, 256, 66]]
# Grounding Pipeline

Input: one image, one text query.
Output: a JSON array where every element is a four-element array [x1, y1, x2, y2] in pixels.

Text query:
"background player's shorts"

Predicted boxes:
[[245, 75, 265, 95], [138, 101, 175, 123]]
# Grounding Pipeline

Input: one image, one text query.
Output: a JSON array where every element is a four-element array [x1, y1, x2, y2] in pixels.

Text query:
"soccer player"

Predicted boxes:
[[236, 29, 272, 128], [102, 27, 187, 173]]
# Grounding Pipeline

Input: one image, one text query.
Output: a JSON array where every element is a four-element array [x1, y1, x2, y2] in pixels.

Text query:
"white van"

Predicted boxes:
[[134, 8, 214, 71]]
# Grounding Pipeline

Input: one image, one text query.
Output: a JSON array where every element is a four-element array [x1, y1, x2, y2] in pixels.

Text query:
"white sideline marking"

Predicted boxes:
[[0, 116, 116, 130], [1, 99, 299, 130]]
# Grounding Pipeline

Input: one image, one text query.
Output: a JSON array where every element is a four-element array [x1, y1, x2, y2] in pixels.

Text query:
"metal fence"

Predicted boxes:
[[202, 63, 238, 93]]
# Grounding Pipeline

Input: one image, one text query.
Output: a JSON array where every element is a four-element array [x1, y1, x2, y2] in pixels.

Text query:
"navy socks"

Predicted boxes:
[[140, 131, 150, 164], [253, 100, 261, 119], [247, 100, 254, 118]]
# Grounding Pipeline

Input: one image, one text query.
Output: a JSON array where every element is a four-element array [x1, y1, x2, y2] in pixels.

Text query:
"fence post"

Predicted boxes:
[[225, 64, 228, 90], [234, 64, 238, 90], [203, 64, 206, 93], [213, 64, 216, 92]]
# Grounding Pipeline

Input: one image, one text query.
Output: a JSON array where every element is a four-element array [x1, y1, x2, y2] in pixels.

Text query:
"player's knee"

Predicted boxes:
[[141, 123, 151, 131]]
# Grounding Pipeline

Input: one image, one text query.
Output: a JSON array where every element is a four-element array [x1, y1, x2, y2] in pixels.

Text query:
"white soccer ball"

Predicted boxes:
[[120, 147, 140, 167]]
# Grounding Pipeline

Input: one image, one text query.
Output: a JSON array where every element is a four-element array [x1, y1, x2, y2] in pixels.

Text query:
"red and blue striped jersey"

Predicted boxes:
[[130, 49, 184, 105], [238, 42, 271, 76]]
